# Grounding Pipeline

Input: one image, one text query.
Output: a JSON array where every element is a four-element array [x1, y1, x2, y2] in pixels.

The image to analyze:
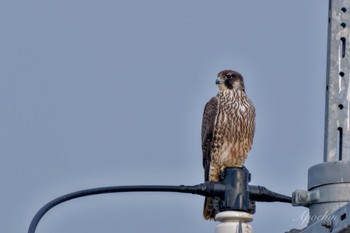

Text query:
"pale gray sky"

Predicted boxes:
[[1, 1, 328, 233]]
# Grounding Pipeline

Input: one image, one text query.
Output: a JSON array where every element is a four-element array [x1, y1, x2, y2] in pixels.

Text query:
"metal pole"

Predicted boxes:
[[324, 0, 350, 162], [293, 0, 350, 228]]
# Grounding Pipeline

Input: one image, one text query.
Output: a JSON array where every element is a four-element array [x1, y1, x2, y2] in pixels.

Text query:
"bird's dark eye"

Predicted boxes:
[[226, 75, 234, 79]]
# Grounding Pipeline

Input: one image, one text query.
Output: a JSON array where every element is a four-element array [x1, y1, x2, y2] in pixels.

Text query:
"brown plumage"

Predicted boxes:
[[201, 70, 255, 220]]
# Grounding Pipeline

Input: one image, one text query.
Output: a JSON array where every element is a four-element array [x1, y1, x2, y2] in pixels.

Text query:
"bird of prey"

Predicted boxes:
[[201, 69, 255, 220]]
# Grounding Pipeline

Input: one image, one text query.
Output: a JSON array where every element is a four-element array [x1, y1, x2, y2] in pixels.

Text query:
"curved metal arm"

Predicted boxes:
[[27, 184, 215, 233], [28, 168, 292, 233]]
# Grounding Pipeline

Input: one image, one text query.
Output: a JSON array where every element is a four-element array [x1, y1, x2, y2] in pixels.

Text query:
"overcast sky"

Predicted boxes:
[[1, 1, 329, 233]]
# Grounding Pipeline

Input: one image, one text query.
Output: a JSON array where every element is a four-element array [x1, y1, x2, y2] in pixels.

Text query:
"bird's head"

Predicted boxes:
[[216, 70, 245, 91]]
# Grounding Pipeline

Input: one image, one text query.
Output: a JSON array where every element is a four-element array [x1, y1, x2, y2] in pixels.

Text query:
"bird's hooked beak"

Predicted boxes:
[[215, 76, 225, 85]]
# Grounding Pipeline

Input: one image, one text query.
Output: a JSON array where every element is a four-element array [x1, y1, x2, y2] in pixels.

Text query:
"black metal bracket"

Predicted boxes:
[[207, 167, 292, 214]]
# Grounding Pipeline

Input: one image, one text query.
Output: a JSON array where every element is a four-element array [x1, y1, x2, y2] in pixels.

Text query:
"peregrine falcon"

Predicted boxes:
[[201, 70, 256, 220]]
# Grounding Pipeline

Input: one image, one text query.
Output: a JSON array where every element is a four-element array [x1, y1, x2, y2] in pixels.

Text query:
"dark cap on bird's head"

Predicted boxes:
[[216, 69, 245, 91]]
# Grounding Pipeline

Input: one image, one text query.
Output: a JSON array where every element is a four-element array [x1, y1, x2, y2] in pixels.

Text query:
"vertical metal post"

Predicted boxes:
[[325, 0, 350, 162], [308, 0, 350, 224], [293, 0, 350, 227]]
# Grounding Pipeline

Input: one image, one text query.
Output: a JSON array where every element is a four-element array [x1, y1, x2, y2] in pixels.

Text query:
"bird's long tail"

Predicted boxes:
[[203, 197, 218, 220]]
